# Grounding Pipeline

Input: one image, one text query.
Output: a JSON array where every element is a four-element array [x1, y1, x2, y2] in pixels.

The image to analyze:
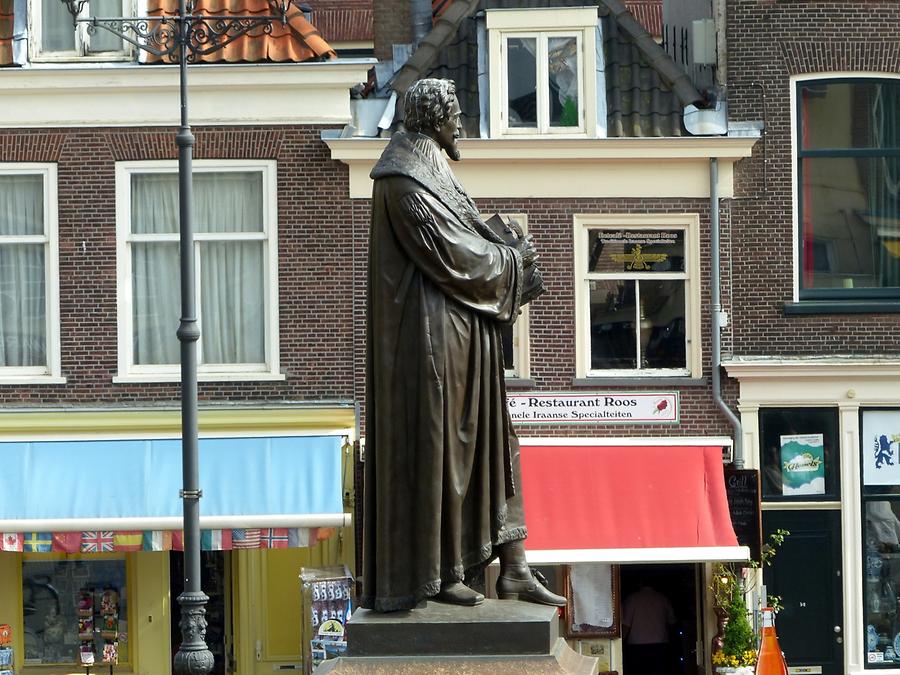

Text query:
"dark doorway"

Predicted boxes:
[[763, 510, 843, 675], [620, 564, 698, 675], [170, 551, 233, 674]]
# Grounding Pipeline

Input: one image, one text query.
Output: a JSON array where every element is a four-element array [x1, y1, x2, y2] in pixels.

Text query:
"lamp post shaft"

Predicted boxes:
[[172, 4, 213, 674]]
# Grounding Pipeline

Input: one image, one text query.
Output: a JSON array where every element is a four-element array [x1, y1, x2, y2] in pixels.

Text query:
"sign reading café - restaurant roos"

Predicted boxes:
[[507, 393, 679, 424]]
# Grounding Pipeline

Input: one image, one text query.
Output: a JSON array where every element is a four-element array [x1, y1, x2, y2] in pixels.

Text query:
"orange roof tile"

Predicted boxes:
[[0, 0, 13, 67], [146, 0, 336, 63], [311, 8, 373, 43]]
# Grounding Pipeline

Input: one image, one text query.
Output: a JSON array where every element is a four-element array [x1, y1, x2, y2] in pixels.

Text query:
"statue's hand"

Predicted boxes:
[[515, 234, 539, 267]]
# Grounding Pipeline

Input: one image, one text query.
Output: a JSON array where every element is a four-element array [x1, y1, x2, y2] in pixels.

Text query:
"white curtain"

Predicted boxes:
[[41, 0, 76, 51], [131, 171, 265, 366], [0, 175, 47, 367]]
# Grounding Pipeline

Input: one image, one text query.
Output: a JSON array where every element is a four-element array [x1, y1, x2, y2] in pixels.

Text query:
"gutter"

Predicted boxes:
[[710, 157, 743, 467]]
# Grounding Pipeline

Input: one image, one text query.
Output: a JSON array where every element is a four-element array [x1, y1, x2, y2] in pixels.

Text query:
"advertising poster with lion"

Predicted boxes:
[[863, 410, 900, 486]]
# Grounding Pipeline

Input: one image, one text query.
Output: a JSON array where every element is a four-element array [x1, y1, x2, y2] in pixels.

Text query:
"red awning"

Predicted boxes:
[[519, 444, 749, 564]]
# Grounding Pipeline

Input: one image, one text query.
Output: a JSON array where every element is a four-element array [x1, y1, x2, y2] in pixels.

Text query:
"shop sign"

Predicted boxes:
[[862, 410, 900, 486], [507, 393, 678, 424]]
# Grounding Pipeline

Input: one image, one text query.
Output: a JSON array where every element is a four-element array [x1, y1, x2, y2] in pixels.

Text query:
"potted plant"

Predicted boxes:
[[710, 529, 789, 673]]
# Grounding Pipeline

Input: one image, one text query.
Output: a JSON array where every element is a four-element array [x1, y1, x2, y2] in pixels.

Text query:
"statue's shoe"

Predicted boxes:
[[434, 581, 485, 606], [496, 572, 566, 607]]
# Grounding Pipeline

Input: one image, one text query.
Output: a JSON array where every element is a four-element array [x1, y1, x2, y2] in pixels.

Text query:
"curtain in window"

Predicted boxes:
[[130, 172, 265, 366], [0, 175, 47, 367], [872, 84, 900, 287], [40, 0, 75, 51]]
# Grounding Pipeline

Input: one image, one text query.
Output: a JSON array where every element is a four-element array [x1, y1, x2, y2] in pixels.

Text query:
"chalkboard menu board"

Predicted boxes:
[[724, 468, 761, 562]]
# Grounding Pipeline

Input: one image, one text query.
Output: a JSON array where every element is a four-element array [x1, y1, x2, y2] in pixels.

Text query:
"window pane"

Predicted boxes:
[[131, 174, 179, 235], [639, 279, 685, 369], [864, 499, 900, 656], [548, 36, 579, 127], [758, 407, 840, 500], [41, 0, 76, 51], [587, 229, 685, 273], [132, 242, 179, 364], [0, 175, 44, 236], [590, 279, 636, 370], [194, 172, 264, 233], [88, 0, 124, 52], [200, 241, 265, 364], [507, 37, 537, 128], [0, 245, 46, 367], [801, 156, 900, 290], [502, 323, 515, 373], [800, 80, 900, 150], [23, 559, 129, 665]]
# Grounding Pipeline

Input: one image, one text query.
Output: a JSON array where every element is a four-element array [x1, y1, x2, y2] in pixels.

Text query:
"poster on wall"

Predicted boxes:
[[779, 433, 825, 495], [862, 410, 900, 486]]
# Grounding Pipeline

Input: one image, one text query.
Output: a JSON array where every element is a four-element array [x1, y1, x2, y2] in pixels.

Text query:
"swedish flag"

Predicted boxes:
[[23, 532, 52, 553]]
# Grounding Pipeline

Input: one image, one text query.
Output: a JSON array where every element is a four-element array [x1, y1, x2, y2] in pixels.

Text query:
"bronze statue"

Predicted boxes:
[[361, 78, 564, 612]]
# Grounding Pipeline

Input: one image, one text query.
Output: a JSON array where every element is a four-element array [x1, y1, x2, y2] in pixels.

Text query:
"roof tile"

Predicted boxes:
[[311, 8, 373, 43], [145, 0, 336, 63]]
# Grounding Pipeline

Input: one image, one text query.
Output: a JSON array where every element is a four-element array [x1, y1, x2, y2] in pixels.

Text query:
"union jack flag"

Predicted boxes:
[[81, 531, 115, 553], [260, 528, 289, 549], [232, 529, 261, 549]]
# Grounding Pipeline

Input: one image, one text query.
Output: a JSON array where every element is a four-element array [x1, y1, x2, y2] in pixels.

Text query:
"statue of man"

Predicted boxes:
[[361, 78, 565, 612]]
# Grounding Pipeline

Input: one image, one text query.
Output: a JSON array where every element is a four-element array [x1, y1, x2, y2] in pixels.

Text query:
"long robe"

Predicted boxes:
[[360, 132, 528, 612]]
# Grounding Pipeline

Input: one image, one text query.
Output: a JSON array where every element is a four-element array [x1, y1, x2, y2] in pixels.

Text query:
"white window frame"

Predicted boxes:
[[29, 0, 135, 62], [114, 160, 283, 383], [0, 163, 63, 384], [573, 214, 701, 379], [487, 7, 598, 139], [499, 213, 530, 380]]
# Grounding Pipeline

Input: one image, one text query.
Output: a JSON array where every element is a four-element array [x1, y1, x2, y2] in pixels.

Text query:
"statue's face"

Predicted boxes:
[[435, 95, 462, 161]]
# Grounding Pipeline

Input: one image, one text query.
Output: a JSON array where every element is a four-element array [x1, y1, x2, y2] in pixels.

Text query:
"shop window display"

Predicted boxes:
[[861, 409, 900, 666], [22, 558, 127, 667]]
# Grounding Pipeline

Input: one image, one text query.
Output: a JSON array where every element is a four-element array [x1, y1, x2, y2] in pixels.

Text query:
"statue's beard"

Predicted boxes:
[[446, 145, 461, 162]]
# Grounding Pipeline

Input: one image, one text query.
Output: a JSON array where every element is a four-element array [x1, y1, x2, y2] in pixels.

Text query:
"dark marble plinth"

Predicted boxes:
[[313, 599, 599, 674]]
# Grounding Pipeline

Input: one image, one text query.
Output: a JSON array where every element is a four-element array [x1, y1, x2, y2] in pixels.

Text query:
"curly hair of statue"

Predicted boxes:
[[404, 78, 457, 133]]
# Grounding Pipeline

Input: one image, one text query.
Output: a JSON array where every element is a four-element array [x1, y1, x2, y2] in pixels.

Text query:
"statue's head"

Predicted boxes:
[[404, 78, 462, 161]]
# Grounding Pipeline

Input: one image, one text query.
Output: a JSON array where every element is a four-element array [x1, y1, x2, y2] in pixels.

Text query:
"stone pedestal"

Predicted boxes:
[[314, 599, 598, 674]]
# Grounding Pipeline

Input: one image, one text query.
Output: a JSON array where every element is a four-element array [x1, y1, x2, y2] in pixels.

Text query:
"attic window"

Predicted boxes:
[[487, 7, 599, 138]]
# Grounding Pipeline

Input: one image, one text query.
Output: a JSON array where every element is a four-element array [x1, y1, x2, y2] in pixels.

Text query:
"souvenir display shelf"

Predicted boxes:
[[77, 588, 120, 674], [299, 565, 353, 673], [0, 623, 15, 675], [866, 549, 900, 664]]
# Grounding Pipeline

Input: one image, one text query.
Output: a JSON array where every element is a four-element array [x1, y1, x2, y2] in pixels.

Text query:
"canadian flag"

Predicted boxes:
[[2, 533, 23, 552]]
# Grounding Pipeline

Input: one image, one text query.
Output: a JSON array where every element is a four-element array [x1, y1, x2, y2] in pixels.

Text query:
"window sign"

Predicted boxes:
[[779, 433, 825, 496], [863, 410, 900, 487]]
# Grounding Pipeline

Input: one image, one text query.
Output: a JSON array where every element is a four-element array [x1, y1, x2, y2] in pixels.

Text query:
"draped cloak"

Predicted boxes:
[[360, 132, 528, 612]]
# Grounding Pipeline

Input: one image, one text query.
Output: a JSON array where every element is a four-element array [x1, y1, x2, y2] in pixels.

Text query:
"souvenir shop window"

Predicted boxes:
[[861, 409, 900, 666], [758, 407, 840, 501], [22, 555, 129, 668]]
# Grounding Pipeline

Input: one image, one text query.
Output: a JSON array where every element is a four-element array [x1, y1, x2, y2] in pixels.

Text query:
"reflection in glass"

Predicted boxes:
[[41, 0, 77, 51], [590, 279, 636, 369], [800, 80, 900, 150], [23, 559, 129, 665], [640, 280, 685, 369], [507, 37, 537, 128], [801, 156, 900, 290], [864, 499, 900, 657], [89, 0, 124, 51], [548, 36, 579, 127], [587, 229, 685, 274]]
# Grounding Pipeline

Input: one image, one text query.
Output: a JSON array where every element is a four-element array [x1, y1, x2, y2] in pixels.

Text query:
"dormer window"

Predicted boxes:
[[487, 7, 599, 138]]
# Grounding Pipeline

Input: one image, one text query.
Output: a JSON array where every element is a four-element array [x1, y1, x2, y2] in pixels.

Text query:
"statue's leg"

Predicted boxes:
[[435, 580, 485, 606], [496, 541, 566, 607]]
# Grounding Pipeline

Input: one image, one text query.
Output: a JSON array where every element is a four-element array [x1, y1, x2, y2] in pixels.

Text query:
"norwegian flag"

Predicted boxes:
[[232, 529, 261, 549], [81, 531, 115, 553], [260, 528, 289, 549], [1, 533, 22, 552]]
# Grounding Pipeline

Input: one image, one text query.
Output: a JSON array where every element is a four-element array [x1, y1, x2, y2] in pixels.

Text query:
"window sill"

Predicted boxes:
[[505, 377, 536, 389], [0, 375, 66, 385], [572, 377, 706, 387], [784, 300, 900, 315], [113, 372, 286, 384]]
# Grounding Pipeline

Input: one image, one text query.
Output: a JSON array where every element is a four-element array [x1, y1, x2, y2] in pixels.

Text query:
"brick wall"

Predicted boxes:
[[373, 0, 411, 60], [726, 0, 900, 357], [0, 125, 359, 406], [351, 192, 739, 439]]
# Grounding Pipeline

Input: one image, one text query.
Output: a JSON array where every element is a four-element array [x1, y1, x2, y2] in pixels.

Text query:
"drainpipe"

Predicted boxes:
[[410, 0, 432, 47], [710, 157, 743, 467]]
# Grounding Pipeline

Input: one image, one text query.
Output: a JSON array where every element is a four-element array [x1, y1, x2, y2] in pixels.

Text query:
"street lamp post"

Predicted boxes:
[[56, 2, 307, 672]]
